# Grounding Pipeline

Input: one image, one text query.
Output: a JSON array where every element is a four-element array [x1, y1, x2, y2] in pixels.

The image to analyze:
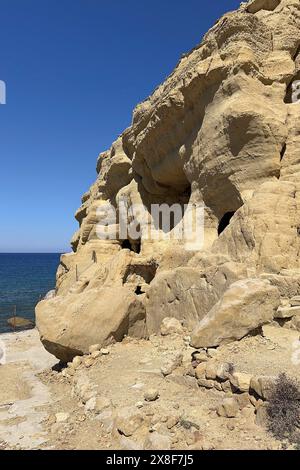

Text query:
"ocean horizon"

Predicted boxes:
[[0, 253, 61, 333]]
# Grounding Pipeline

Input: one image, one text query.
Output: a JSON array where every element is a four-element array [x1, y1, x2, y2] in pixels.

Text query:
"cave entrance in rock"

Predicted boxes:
[[218, 211, 235, 235], [121, 239, 141, 254], [135, 286, 144, 295]]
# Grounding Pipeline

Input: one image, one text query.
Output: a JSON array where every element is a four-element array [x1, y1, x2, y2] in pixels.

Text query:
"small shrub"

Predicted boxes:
[[266, 373, 300, 445]]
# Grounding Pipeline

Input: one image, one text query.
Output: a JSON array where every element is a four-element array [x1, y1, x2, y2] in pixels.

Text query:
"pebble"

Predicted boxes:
[[144, 388, 159, 402], [72, 356, 83, 368], [167, 415, 180, 429], [100, 348, 110, 355]]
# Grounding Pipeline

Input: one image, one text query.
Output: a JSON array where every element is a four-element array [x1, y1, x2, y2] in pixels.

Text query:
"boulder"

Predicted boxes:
[[250, 376, 277, 400], [230, 373, 252, 393], [217, 398, 239, 418], [36, 286, 147, 362], [191, 279, 280, 348]]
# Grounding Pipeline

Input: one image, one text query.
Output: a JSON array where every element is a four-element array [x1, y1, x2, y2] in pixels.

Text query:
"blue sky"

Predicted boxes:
[[0, 0, 240, 253]]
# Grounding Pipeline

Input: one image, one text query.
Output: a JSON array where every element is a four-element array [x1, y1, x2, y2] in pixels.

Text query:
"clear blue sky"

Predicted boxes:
[[0, 0, 240, 253]]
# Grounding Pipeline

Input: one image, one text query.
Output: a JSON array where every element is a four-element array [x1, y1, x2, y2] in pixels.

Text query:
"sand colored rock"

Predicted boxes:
[[36, 0, 300, 361], [191, 279, 280, 348]]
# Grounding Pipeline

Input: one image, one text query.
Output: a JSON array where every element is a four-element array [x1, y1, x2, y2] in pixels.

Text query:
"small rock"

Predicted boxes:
[[167, 415, 180, 429], [144, 388, 159, 402], [237, 393, 251, 410], [88, 344, 101, 354], [85, 396, 96, 412], [195, 362, 207, 379], [217, 398, 239, 418], [230, 372, 252, 392], [193, 351, 209, 363], [161, 352, 183, 376], [55, 412, 69, 423], [72, 356, 82, 368], [160, 317, 184, 336], [198, 378, 215, 389], [205, 362, 217, 380], [116, 407, 144, 437], [100, 348, 110, 355]]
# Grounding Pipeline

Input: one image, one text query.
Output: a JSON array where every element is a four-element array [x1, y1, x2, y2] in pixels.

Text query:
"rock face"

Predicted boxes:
[[36, 0, 300, 361]]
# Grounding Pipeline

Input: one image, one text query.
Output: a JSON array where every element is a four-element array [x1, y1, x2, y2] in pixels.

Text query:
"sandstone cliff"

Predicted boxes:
[[36, 0, 300, 362]]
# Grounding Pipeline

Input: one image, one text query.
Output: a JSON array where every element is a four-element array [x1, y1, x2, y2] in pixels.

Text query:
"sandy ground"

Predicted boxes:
[[0, 329, 56, 449], [0, 324, 299, 450]]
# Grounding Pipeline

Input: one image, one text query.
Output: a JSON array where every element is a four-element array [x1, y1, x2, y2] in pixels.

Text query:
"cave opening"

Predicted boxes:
[[218, 211, 235, 235], [135, 286, 144, 295], [280, 143, 287, 162], [121, 239, 141, 254]]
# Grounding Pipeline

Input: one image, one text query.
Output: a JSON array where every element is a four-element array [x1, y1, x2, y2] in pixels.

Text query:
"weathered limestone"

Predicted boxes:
[[191, 279, 280, 348], [36, 0, 300, 361]]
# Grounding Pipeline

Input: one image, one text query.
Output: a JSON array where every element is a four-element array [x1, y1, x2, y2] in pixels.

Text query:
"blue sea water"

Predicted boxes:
[[0, 253, 61, 333]]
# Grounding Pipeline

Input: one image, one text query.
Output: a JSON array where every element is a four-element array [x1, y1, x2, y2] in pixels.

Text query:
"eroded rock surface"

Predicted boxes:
[[36, 0, 300, 360]]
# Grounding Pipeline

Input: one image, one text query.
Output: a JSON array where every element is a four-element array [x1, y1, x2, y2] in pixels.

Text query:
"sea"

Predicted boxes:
[[0, 253, 61, 333]]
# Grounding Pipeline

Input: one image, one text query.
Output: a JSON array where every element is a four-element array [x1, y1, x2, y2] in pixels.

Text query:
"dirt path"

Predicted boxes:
[[0, 329, 56, 449]]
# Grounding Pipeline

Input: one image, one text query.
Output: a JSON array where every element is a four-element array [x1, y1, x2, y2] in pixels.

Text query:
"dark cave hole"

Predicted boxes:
[[135, 286, 144, 296], [280, 143, 287, 162], [121, 239, 141, 254], [218, 211, 235, 235]]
